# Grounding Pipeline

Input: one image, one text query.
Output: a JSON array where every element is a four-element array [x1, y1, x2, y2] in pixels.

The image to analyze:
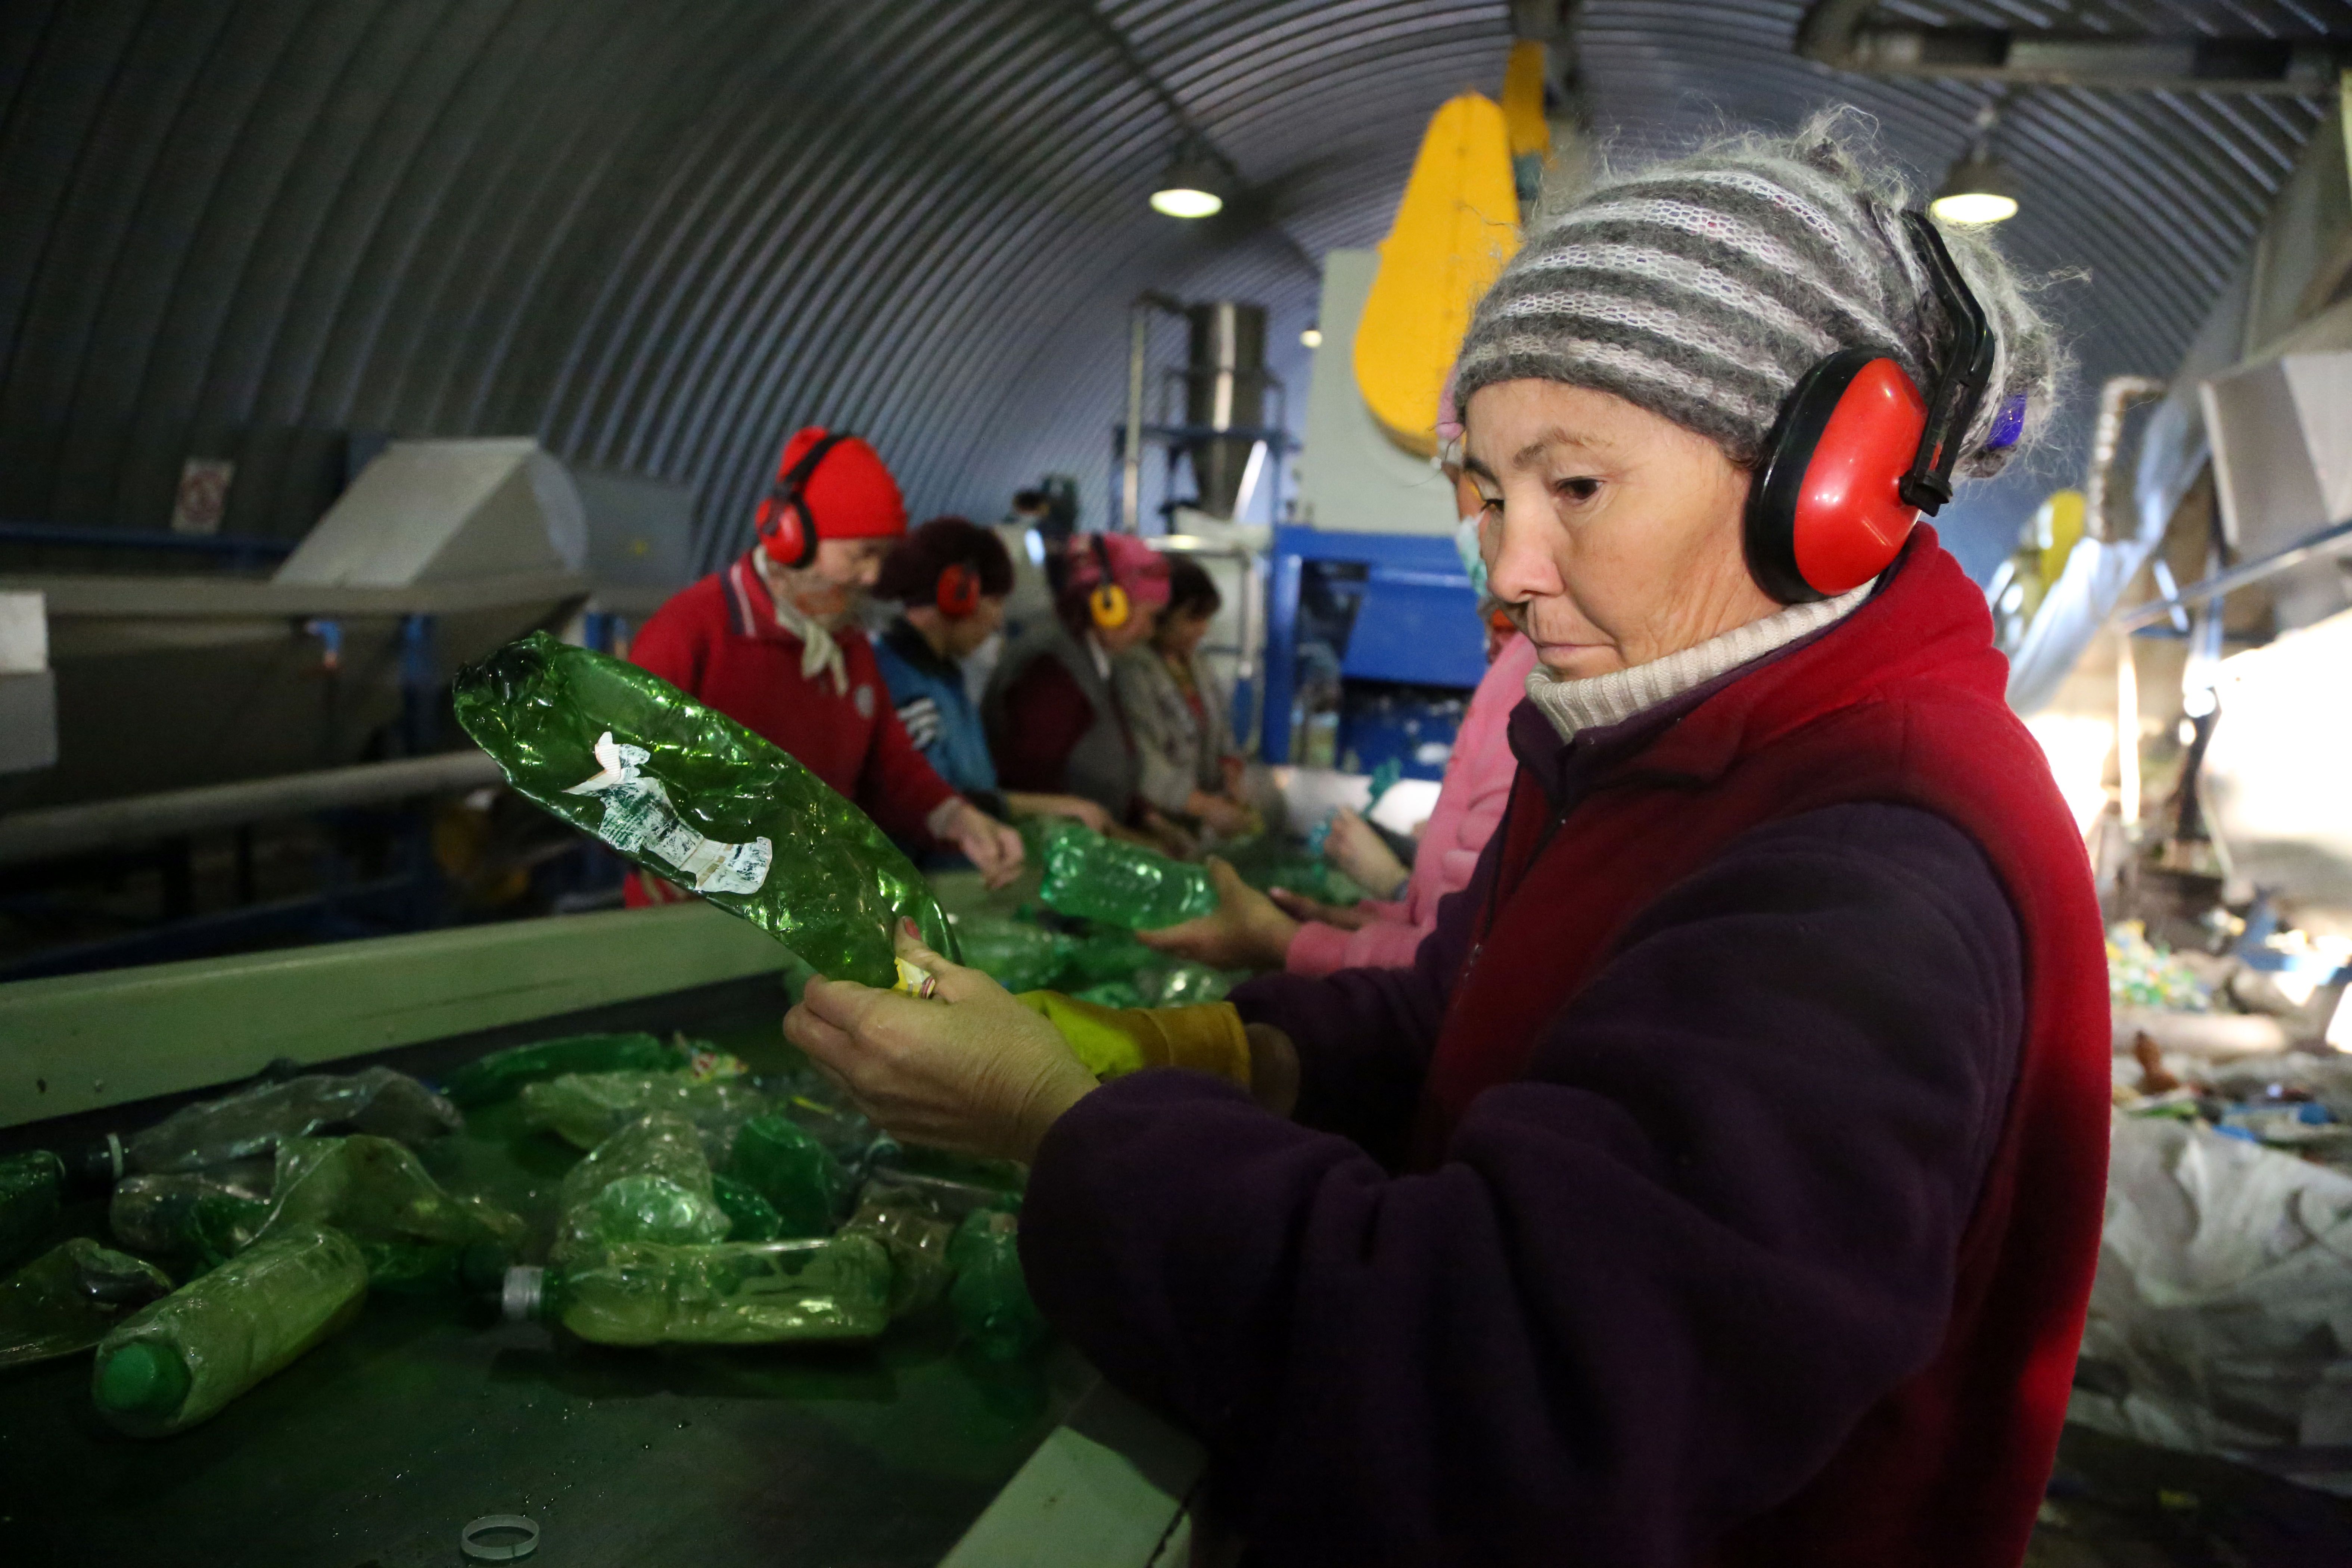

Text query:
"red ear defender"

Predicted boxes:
[[755, 430, 855, 571], [755, 493, 815, 569], [1743, 351, 1928, 603], [1744, 211, 1997, 604], [937, 562, 982, 618]]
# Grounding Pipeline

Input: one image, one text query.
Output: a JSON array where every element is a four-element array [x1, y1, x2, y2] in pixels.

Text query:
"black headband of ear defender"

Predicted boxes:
[[1895, 212, 1995, 517]]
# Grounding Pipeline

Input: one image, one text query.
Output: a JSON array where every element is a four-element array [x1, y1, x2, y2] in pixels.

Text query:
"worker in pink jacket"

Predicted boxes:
[[1139, 624, 1531, 977], [1275, 629, 1536, 975], [1145, 366, 1528, 976]]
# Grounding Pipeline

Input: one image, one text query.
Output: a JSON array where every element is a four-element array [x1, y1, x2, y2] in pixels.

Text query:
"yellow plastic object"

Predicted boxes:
[[1354, 93, 1521, 455], [1012, 992, 1251, 1087], [1502, 41, 1549, 159], [2033, 489, 2086, 586]]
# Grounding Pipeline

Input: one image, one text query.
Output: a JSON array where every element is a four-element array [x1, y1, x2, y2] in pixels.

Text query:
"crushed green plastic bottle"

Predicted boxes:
[[710, 1175, 785, 1242], [92, 1223, 368, 1438], [0, 1150, 66, 1270], [953, 915, 1077, 993], [1060, 931, 1161, 987], [520, 1070, 767, 1153], [504, 1233, 892, 1346], [440, 1032, 687, 1107], [453, 631, 959, 988], [555, 1113, 730, 1258], [724, 1115, 850, 1240], [947, 1209, 1048, 1361], [109, 1160, 276, 1258], [0, 1239, 172, 1369], [868, 1148, 1026, 1222], [1036, 822, 1216, 931], [248, 1136, 525, 1293], [1135, 959, 1236, 1006], [841, 1183, 956, 1318], [103, 1067, 460, 1177], [1220, 833, 1370, 907]]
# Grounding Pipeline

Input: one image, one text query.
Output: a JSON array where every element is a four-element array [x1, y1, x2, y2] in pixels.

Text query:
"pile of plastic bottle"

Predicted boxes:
[[2107, 921, 2213, 1013], [0, 1038, 1046, 1440]]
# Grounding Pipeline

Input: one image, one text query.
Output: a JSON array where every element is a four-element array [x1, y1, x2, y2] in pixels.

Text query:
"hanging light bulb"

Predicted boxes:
[[1300, 325, 1323, 349], [1929, 99, 2020, 226], [1931, 147, 2020, 225], [1150, 145, 1227, 219]]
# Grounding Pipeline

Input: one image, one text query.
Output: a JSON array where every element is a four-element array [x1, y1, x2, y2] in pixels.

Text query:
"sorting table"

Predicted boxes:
[[0, 897, 1200, 1568]]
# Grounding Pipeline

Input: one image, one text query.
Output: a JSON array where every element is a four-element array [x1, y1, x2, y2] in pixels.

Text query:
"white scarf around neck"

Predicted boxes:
[[756, 557, 849, 696], [1524, 580, 1874, 743]]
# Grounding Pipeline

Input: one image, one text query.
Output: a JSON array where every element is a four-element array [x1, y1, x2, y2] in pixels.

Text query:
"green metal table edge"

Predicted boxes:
[[0, 903, 799, 1127]]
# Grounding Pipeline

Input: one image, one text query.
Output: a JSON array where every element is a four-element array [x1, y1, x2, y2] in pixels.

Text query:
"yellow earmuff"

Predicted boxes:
[[1085, 535, 1130, 628], [1088, 581, 1131, 629]]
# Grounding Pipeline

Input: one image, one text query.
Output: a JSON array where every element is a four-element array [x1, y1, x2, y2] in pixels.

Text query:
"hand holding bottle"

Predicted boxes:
[[785, 923, 1096, 1164], [1135, 859, 1298, 972]]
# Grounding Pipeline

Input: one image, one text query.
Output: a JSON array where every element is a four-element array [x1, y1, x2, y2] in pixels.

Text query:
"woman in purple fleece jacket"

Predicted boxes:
[[787, 121, 2101, 1568]]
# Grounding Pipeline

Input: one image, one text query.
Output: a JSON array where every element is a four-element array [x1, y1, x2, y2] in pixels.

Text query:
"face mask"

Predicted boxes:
[[1453, 516, 1490, 601]]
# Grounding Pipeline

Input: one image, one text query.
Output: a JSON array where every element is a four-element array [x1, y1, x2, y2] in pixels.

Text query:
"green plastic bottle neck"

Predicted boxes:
[[96, 1340, 190, 1415]]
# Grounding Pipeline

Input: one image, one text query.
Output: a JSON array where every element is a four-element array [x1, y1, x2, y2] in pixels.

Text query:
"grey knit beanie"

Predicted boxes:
[[1453, 112, 2061, 479]]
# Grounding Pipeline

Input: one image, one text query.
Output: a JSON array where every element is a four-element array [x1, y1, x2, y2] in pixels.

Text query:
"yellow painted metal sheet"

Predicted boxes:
[[1353, 93, 1520, 456]]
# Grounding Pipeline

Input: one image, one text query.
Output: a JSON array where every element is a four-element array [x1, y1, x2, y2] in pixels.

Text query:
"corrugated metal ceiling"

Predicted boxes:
[[0, 0, 2338, 579]]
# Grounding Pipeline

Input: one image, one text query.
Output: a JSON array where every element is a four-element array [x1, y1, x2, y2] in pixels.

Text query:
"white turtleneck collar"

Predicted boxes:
[[1524, 580, 1875, 744]]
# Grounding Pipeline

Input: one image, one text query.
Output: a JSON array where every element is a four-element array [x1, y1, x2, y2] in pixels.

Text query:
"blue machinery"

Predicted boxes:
[[1256, 526, 1486, 772]]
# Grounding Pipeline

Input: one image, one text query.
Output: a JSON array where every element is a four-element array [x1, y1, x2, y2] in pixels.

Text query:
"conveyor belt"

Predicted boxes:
[[0, 935, 1133, 1567]]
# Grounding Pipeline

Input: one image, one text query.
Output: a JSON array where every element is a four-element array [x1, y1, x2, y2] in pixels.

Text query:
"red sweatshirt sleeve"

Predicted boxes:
[[850, 643, 958, 844], [990, 657, 1094, 794]]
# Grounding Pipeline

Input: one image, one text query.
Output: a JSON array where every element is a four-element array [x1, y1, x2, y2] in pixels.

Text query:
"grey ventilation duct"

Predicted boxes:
[[1797, 0, 2350, 93]]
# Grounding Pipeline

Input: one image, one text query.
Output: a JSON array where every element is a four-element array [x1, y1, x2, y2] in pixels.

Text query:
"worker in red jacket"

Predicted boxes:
[[626, 427, 1024, 903], [781, 124, 2111, 1567]]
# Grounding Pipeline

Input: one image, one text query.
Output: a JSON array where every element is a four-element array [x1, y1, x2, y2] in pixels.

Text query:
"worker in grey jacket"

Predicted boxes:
[[1114, 557, 1251, 839]]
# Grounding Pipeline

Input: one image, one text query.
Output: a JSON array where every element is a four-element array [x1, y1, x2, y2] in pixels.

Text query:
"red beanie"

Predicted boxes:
[[769, 427, 908, 541]]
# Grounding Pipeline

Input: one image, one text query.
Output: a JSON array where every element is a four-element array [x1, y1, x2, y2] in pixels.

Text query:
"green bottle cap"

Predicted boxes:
[[96, 1341, 190, 1415]]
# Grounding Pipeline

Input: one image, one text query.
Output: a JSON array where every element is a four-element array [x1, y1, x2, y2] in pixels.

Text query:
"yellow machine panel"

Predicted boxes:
[[1353, 93, 1521, 456]]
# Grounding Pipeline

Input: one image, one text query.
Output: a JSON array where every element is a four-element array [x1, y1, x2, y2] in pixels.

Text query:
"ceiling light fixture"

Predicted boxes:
[[1929, 100, 2021, 227], [1149, 145, 1227, 219], [1300, 325, 1323, 348]]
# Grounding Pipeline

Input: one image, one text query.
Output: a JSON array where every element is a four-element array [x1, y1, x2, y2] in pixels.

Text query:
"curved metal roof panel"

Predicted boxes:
[[0, 0, 2337, 580]]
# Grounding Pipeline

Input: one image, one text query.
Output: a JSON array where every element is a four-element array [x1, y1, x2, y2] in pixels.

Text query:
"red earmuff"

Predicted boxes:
[[937, 562, 982, 619], [1743, 351, 1928, 603], [755, 430, 855, 571], [755, 493, 815, 569], [1744, 211, 1997, 605]]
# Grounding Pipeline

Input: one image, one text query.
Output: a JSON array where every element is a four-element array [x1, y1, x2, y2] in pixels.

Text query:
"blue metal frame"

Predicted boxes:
[[1258, 526, 1484, 762]]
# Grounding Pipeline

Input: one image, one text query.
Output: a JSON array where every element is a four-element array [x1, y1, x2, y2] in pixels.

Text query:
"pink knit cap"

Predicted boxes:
[[1068, 532, 1172, 607]]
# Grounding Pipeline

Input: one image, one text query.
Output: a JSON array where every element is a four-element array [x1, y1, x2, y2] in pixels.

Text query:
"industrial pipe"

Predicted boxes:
[[2083, 375, 2169, 544], [0, 750, 504, 867], [1798, 0, 2347, 93], [1121, 293, 1186, 533], [2115, 519, 2352, 632]]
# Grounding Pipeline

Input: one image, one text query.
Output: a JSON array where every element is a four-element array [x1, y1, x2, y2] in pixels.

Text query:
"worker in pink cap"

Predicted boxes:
[[983, 532, 1172, 824], [628, 427, 1024, 900], [1141, 375, 1539, 976]]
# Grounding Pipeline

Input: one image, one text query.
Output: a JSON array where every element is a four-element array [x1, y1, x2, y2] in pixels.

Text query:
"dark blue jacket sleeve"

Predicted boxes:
[[1019, 804, 2024, 1567], [1222, 825, 1496, 1167]]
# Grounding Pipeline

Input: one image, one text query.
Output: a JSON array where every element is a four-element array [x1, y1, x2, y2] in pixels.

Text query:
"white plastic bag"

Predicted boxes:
[[2070, 1111, 2352, 1493]]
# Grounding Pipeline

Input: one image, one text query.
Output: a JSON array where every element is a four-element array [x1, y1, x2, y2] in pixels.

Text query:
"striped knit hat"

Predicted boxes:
[[1453, 113, 2059, 479]]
